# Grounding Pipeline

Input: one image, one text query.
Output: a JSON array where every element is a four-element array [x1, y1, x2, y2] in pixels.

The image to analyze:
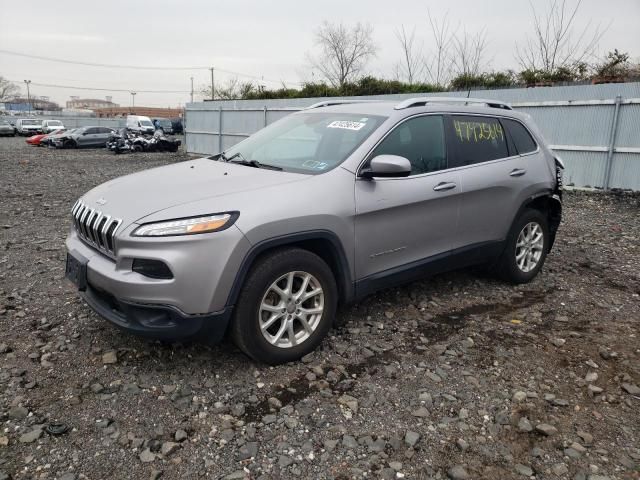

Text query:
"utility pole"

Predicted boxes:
[[23, 80, 32, 115], [130, 91, 136, 110], [209, 67, 215, 100], [190, 77, 194, 103]]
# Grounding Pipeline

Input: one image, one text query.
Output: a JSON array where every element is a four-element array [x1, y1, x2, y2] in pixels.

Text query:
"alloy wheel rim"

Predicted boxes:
[[258, 271, 324, 349], [515, 222, 544, 273]]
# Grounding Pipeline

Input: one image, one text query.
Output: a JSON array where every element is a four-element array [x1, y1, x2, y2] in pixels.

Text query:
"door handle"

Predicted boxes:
[[510, 168, 527, 177], [433, 181, 457, 192]]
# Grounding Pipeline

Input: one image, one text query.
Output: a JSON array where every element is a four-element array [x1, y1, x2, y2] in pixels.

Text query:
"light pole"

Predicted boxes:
[[23, 80, 32, 115], [130, 92, 136, 110], [209, 67, 215, 100], [190, 77, 194, 103]]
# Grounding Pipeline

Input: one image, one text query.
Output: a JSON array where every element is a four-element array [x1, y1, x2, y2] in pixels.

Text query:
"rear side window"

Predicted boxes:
[[450, 115, 508, 166], [371, 115, 447, 175], [501, 118, 537, 154]]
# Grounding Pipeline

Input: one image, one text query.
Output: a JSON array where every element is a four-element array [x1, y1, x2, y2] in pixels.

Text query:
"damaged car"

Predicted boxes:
[[65, 97, 563, 364]]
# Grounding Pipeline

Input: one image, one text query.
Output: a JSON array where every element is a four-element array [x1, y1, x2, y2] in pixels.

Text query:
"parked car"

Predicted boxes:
[[65, 97, 563, 364], [26, 130, 66, 146], [170, 117, 183, 134], [16, 118, 42, 136], [41, 119, 65, 134], [53, 126, 114, 149], [126, 115, 155, 135], [152, 118, 173, 134], [26, 133, 49, 146], [42, 128, 76, 147], [0, 120, 15, 137]]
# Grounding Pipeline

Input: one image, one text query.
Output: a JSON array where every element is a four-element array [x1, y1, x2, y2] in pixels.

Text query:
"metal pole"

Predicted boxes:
[[131, 92, 136, 109], [218, 106, 223, 153], [210, 67, 215, 100], [24, 80, 31, 115], [603, 95, 622, 190], [263, 106, 267, 127], [190, 77, 194, 103]]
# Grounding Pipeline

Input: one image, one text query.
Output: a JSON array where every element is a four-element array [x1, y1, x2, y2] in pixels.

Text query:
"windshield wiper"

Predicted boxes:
[[216, 151, 282, 171]]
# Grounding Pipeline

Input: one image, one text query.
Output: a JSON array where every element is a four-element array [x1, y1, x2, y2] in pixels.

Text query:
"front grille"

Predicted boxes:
[[71, 200, 122, 257]]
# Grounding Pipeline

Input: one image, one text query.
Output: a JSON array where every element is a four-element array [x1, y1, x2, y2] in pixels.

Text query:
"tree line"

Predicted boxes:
[[204, 1, 639, 100]]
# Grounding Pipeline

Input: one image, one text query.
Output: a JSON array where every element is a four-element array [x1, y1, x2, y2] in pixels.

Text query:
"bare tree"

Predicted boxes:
[[450, 29, 489, 78], [516, 0, 608, 73], [423, 11, 455, 86], [201, 77, 257, 100], [309, 21, 377, 89], [395, 25, 424, 85], [0, 76, 20, 102]]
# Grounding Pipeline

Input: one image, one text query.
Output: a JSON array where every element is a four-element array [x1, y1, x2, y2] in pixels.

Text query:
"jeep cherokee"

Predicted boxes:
[[65, 97, 563, 364]]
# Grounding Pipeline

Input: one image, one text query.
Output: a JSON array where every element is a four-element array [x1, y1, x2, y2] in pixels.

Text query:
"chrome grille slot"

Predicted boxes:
[[71, 200, 122, 257]]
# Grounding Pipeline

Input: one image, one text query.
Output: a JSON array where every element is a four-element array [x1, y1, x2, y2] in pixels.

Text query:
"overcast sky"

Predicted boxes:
[[1, 0, 639, 108]]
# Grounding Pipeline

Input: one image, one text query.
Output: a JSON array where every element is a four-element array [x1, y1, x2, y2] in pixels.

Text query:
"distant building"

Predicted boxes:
[[93, 106, 183, 119], [66, 97, 119, 109], [3, 97, 61, 112]]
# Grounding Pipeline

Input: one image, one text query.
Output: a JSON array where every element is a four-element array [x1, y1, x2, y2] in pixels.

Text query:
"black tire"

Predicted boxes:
[[63, 139, 77, 149], [230, 248, 338, 364], [495, 208, 549, 284]]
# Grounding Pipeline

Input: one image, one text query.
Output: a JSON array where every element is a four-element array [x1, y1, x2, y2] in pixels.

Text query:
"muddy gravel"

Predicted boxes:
[[0, 136, 639, 480]]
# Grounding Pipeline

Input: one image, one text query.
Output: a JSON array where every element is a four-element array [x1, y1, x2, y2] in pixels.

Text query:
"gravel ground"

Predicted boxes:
[[0, 135, 639, 480]]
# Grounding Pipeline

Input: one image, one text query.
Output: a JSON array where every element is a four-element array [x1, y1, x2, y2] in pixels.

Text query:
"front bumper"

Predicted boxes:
[[65, 223, 251, 341], [82, 282, 231, 342]]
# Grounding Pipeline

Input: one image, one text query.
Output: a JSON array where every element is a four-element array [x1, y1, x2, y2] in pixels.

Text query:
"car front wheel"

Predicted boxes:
[[230, 248, 337, 364]]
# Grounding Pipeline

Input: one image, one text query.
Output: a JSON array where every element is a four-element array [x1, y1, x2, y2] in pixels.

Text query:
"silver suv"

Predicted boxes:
[[65, 97, 563, 364]]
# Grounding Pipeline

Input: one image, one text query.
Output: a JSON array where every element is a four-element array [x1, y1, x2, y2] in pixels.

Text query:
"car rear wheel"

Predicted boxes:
[[230, 248, 337, 364], [495, 208, 549, 284]]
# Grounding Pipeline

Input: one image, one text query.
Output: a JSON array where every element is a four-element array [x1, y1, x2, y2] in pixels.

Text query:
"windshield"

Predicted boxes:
[[160, 120, 172, 127], [223, 112, 386, 174], [140, 120, 153, 127], [48, 121, 63, 126], [22, 120, 41, 125]]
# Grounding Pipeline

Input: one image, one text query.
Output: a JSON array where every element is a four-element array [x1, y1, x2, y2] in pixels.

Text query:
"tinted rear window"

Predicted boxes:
[[450, 115, 508, 166], [502, 118, 537, 154]]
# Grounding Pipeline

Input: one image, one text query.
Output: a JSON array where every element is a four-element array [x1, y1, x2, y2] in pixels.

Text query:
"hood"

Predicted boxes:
[[79, 158, 309, 227]]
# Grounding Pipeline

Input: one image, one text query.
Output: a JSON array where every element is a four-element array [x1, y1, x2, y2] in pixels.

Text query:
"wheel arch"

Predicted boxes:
[[516, 192, 562, 251], [225, 231, 354, 308]]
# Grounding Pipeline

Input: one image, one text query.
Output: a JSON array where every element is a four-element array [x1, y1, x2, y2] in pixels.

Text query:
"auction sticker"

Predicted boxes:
[[327, 120, 366, 131]]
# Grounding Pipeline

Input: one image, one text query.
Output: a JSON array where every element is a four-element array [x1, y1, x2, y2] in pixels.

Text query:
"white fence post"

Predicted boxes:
[[218, 106, 223, 153]]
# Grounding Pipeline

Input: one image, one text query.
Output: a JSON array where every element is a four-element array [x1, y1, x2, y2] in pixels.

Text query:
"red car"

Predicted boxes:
[[26, 133, 48, 146], [26, 131, 64, 146]]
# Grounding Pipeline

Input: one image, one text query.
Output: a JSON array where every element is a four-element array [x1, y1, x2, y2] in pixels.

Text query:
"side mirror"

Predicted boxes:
[[360, 155, 412, 179]]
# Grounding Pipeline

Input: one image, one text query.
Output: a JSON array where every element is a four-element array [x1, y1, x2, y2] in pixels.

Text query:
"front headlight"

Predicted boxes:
[[132, 212, 238, 237]]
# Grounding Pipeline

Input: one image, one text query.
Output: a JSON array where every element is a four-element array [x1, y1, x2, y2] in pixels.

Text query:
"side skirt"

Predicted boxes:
[[354, 241, 505, 301]]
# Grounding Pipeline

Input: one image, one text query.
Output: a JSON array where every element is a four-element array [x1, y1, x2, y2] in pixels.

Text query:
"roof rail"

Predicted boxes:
[[394, 97, 512, 110], [305, 99, 377, 110]]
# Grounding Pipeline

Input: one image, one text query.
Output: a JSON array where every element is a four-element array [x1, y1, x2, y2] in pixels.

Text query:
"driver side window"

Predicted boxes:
[[371, 115, 447, 176]]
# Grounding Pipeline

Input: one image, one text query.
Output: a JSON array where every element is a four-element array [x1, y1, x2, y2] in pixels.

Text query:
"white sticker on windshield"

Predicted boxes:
[[302, 160, 329, 170], [327, 120, 366, 131]]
